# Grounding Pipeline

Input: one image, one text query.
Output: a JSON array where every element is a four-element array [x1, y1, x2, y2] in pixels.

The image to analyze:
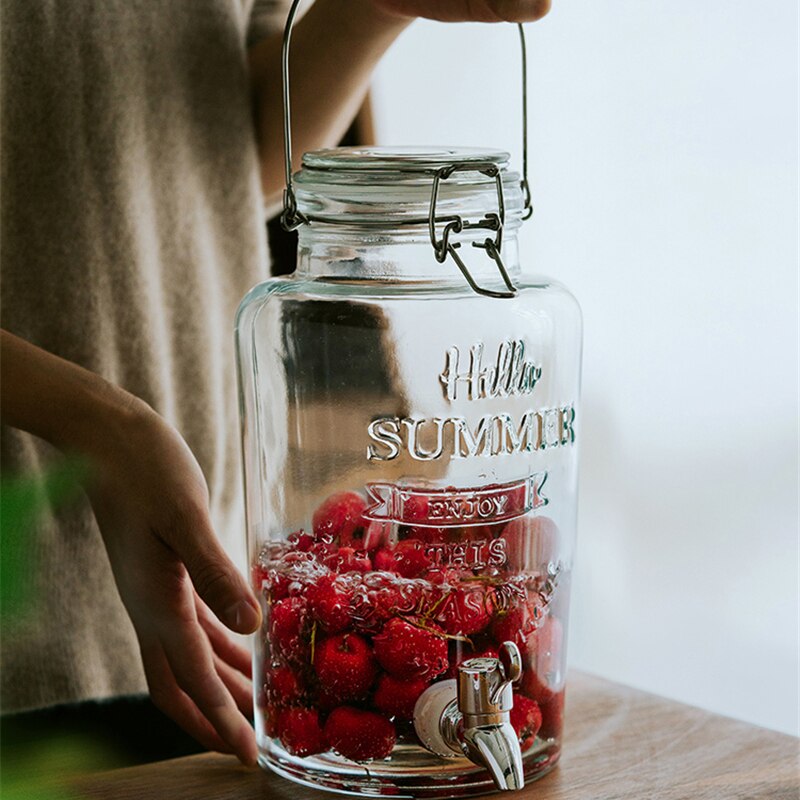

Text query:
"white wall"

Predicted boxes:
[[371, 1, 799, 736]]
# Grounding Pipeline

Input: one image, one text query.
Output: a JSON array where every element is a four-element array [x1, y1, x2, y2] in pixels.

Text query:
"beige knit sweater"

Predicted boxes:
[[1, 0, 287, 712]]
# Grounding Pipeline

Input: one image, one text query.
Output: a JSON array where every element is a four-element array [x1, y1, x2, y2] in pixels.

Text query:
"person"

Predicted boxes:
[[0, 0, 551, 767]]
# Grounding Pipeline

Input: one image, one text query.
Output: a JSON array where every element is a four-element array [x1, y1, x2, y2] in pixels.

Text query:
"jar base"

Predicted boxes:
[[261, 738, 560, 798]]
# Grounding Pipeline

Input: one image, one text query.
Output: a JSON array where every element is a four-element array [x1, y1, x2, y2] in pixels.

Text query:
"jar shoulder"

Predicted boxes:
[[518, 276, 583, 327], [235, 273, 582, 333], [234, 276, 298, 334]]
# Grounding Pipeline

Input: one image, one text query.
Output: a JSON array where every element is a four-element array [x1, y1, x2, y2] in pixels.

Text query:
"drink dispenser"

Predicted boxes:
[[236, 4, 582, 795]]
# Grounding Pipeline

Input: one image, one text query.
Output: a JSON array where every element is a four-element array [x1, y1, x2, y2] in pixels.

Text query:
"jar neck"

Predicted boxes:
[[295, 223, 521, 285]]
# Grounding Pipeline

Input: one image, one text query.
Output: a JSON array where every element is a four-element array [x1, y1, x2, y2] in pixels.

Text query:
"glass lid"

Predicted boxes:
[[294, 146, 524, 230]]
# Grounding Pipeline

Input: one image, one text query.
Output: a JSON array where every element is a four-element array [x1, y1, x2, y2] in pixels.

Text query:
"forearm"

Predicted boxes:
[[0, 330, 147, 456], [248, 0, 410, 201]]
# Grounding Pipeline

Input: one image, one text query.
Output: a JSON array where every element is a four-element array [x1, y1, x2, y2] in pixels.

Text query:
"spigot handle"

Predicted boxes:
[[492, 641, 523, 705]]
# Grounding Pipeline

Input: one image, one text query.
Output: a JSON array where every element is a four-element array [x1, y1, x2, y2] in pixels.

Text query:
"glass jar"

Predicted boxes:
[[236, 146, 582, 797]]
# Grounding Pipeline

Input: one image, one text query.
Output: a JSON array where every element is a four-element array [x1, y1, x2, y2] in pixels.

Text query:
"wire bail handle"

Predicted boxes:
[[280, 0, 533, 297]]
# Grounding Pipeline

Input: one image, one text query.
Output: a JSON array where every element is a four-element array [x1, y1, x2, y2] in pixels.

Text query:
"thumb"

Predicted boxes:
[[167, 503, 262, 634]]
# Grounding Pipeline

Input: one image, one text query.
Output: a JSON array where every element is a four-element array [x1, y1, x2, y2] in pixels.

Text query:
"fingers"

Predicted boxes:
[[139, 600, 255, 760], [140, 638, 233, 755], [198, 594, 254, 717], [490, 0, 551, 22], [475, 0, 552, 23], [384, 0, 551, 23], [196, 596, 253, 678], [214, 653, 254, 719], [158, 612, 258, 766], [162, 500, 261, 635]]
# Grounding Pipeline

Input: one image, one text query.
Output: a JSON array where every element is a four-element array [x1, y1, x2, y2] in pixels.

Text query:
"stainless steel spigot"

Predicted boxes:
[[413, 641, 525, 792]]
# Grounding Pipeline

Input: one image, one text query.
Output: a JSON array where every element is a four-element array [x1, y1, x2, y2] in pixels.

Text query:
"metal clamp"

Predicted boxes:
[[279, 0, 535, 296], [428, 162, 516, 299]]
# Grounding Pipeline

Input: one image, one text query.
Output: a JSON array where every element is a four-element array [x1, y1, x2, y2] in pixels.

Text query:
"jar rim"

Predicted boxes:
[[301, 145, 511, 174]]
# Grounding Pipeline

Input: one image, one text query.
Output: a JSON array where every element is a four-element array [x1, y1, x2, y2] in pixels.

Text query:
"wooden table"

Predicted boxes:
[[69, 672, 798, 800]]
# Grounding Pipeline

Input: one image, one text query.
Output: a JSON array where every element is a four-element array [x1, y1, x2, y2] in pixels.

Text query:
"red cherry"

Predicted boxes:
[[363, 520, 391, 551], [529, 616, 564, 681], [509, 692, 543, 749], [308, 575, 353, 633], [425, 566, 459, 585], [374, 539, 432, 579], [402, 494, 430, 523], [403, 525, 450, 544], [521, 671, 565, 740], [419, 567, 456, 616], [393, 579, 426, 616], [435, 583, 494, 636], [308, 540, 337, 562], [491, 594, 544, 652], [270, 597, 308, 661], [288, 530, 315, 552], [266, 665, 304, 705], [266, 550, 331, 601], [324, 706, 396, 761], [373, 674, 430, 721], [492, 606, 525, 647], [351, 574, 422, 634], [373, 618, 448, 681], [393, 539, 432, 578], [325, 546, 372, 574], [374, 548, 398, 573], [278, 707, 327, 757], [267, 573, 293, 601], [500, 515, 560, 573], [314, 632, 377, 703], [459, 524, 495, 542], [312, 491, 367, 545]]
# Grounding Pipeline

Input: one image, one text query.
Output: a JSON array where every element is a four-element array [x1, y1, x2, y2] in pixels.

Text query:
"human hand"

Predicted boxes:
[[1, 332, 259, 763], [85, 402, 260, 765], [367, 0, 551, 23]]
